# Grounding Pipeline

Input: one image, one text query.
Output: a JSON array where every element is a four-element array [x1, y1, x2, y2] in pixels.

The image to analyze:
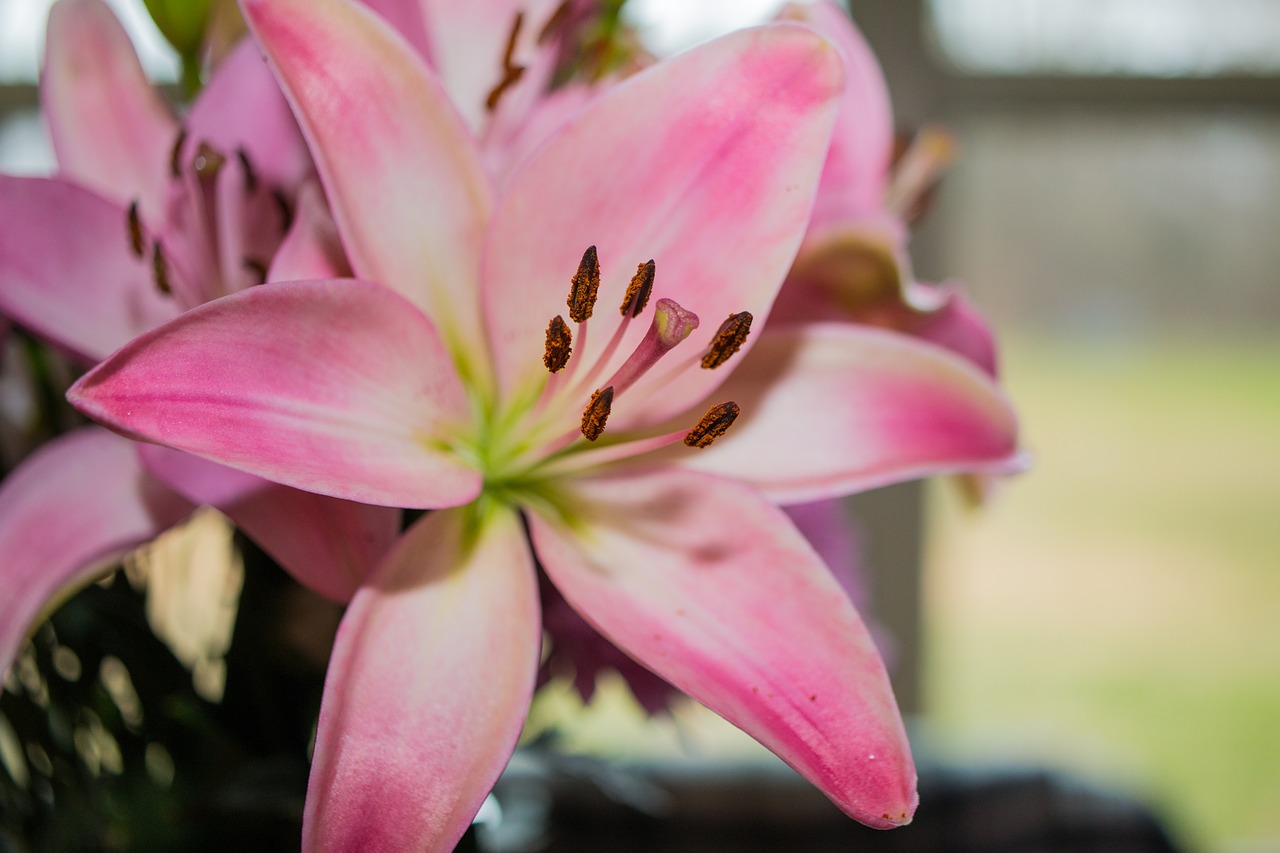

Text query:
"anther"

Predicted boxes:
[[543, 315, 573, 372], [126, 200, 145, 258], [192, 142, 226, 180], [152, 242, 172, 295], [236, 147, 258, 193], [243, 258, 268, 285], [567, 245, 601, 323], [272, 189, 294, 232], [169, 128, 187, 177], [580, 386, 614, 441], [684, 401, 740, 448], [620, 260, 655, 318], [701, 311, 753, 369], [485, 12, 526, 112]]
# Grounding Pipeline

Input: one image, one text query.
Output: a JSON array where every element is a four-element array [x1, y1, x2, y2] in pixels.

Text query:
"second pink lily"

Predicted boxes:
[[71, 0, 1019, 848]]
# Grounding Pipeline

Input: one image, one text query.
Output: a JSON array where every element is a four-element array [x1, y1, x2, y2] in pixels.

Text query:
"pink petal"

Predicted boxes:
[[137, 445, 395, 603], [305, 506, 540, 852], [0, 428, 191, 675], [356, 0, 432, 63], [483, 24, 843, 427], [41, 0, 178, 220], [783, 499, 868, 611], [662, 324, 1021, 504], [242, 0, 493, 354], [770, 213, 912, 325], [481, 82, 596, 192], [528, 468, 916, 828], [184, 37, 311, 192], [781, 1, 893, 227], [267, 180, 351, 282], [0, 175, 180, 362], [906, 284, 1000, 377], [69, 280, 481, 509]]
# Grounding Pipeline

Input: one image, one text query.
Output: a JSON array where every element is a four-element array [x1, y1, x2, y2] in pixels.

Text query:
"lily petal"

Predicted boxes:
[[528, 468, 917, 828], [905, 284, 1000, 377], [241, 0, 493, 353], [781, 1, 893, 227], [0, 175, 179, 363], [356, 0, 432, 61], [0, 428, 191, 675], [69, 280, 481, 509], [137, 445, 395, 603], [659, 324, 1020, 504], [184, 37, 310, 192], [42, 0, 178, 220], [305, 505, 540, 852], [483, 24, 843, 423]]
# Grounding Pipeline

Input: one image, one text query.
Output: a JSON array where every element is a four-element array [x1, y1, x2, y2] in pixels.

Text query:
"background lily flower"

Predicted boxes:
[[769, 0, 998, 377], [0, 0, 396, 678], [70, 0, 1020, 847], [359, 0, 607, 188]]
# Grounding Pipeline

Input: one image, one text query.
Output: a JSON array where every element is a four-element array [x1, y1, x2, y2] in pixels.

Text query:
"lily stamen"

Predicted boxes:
[[684, 401, 741, 447], [701, 311, 753, 369], [567, 245, 600, 323], [620, 260, 655, 318], [192, 142, 226, 181], [536, 398, 744, 477], [543, 315, 573, 373], [485, 11, 527, 112], [579, 386, 614, 441], [570, 259, 657, 398], [126, 199, 145, 258], [152, 242, 172, 295], [237, 147, 259, 193], [169, 127, 187, 178]]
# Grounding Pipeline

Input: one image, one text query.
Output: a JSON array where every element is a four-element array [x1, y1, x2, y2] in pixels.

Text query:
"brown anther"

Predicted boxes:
[[543, 315, 573, 372], [152, 242, 172, 295], [580, 386, 614, 441], [272, 189, 294, 232], [192, 142, 226, 181], [169, 128, 188, 177], [485, 12, 527, 112], [567, 245, 601, 323], [243, 258, 268, 285], [684, 401, 740, 448], [700, 311, 753, 369], [619, 259, 655, 318], [126, 200, 145, 258], [236, 147, 258, 193]]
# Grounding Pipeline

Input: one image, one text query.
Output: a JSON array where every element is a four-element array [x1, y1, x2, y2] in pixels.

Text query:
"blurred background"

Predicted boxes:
[[2, 0, 1278, 850]]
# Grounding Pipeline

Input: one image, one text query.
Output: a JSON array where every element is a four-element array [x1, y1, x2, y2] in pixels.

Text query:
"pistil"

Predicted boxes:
[[600, 297, 699, 396]]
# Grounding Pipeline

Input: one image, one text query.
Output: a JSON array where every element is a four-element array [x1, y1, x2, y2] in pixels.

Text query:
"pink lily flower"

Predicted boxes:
[[359, 0, 601, 188], [770, 1, 998, 377], [0, 0, 396, 675], [70, 0, 1020, 846]]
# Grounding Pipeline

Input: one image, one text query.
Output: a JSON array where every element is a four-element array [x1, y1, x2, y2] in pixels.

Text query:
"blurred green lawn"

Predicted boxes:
[[925, 334, 1280, 851]]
